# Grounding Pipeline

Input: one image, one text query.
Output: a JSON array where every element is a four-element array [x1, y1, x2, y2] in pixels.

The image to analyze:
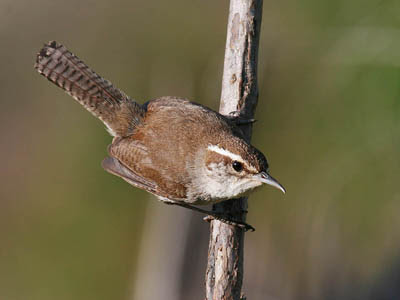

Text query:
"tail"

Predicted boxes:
[[34, 41, 145, 137]]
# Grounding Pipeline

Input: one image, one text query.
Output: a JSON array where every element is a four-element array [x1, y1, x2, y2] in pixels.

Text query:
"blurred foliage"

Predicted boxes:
[[0, 0, 399, 299]]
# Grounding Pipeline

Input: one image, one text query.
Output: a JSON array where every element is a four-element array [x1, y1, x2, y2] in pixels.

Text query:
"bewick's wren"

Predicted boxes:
[[34, 41, 285, 230]]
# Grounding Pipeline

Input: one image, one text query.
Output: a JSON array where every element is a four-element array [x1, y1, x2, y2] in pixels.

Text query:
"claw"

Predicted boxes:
[[203, 215, 255, 232], [235, 118, 257, 126], [228, 110, 241, 118], [227, 111, 257, 126], [169, 202, 255, 232]]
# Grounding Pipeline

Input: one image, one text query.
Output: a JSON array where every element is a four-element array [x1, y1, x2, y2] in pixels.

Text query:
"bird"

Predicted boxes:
[[34, 41, 285, 231]]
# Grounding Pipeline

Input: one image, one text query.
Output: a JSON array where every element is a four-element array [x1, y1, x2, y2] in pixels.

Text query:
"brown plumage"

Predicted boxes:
[[35, 41, 283, 215], [34, 41, 144, 137]]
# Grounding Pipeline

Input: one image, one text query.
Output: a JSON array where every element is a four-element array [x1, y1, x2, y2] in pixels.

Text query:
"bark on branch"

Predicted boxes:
[[205, 1, 263, 299]]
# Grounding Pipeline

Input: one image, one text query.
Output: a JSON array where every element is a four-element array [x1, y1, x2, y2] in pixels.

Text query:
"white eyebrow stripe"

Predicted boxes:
[[207, 145, 257, 172]]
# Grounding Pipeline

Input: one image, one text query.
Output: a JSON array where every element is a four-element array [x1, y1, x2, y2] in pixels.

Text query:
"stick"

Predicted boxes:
[[205, 0, 263, 299]]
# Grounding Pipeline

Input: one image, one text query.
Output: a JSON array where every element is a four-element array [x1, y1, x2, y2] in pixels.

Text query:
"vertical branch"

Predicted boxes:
[[205, 1, 263, 299]]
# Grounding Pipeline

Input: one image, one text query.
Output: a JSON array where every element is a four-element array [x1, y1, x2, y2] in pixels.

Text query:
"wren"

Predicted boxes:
[[34, 41, 285, 231]]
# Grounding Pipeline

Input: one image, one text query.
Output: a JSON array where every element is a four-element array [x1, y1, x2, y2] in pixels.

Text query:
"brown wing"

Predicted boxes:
[[104, 136, 188, 202], [34, 41, 145, 137], [102, 157, 159, 195]]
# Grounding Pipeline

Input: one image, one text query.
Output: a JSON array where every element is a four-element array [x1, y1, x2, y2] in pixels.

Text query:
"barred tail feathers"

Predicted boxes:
[[34, 41, 144, 137]]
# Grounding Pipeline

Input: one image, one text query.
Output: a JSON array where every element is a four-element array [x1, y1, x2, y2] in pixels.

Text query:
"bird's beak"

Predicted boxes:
[[256, 172, 286, 194]]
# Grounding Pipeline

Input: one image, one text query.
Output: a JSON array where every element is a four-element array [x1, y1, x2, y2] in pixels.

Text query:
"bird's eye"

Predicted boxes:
[[232, 161, 243, 172]]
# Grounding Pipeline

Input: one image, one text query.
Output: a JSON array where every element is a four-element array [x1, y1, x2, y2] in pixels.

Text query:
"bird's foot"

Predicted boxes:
[[167, 201, 255, 232], [203, 215, 255, 232], [227, 111, 257, 126]]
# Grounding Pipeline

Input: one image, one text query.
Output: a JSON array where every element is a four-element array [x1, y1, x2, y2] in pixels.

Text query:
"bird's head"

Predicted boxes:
[[192, 139, 285, 203]]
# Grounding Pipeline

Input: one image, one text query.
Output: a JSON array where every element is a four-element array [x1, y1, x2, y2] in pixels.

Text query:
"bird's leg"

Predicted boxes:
[[226, 111, 257, 126], [165, 202, 255, 232]]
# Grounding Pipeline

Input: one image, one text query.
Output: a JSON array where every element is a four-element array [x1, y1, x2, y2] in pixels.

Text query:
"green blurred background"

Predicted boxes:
[[1, 0, 399, 299]]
